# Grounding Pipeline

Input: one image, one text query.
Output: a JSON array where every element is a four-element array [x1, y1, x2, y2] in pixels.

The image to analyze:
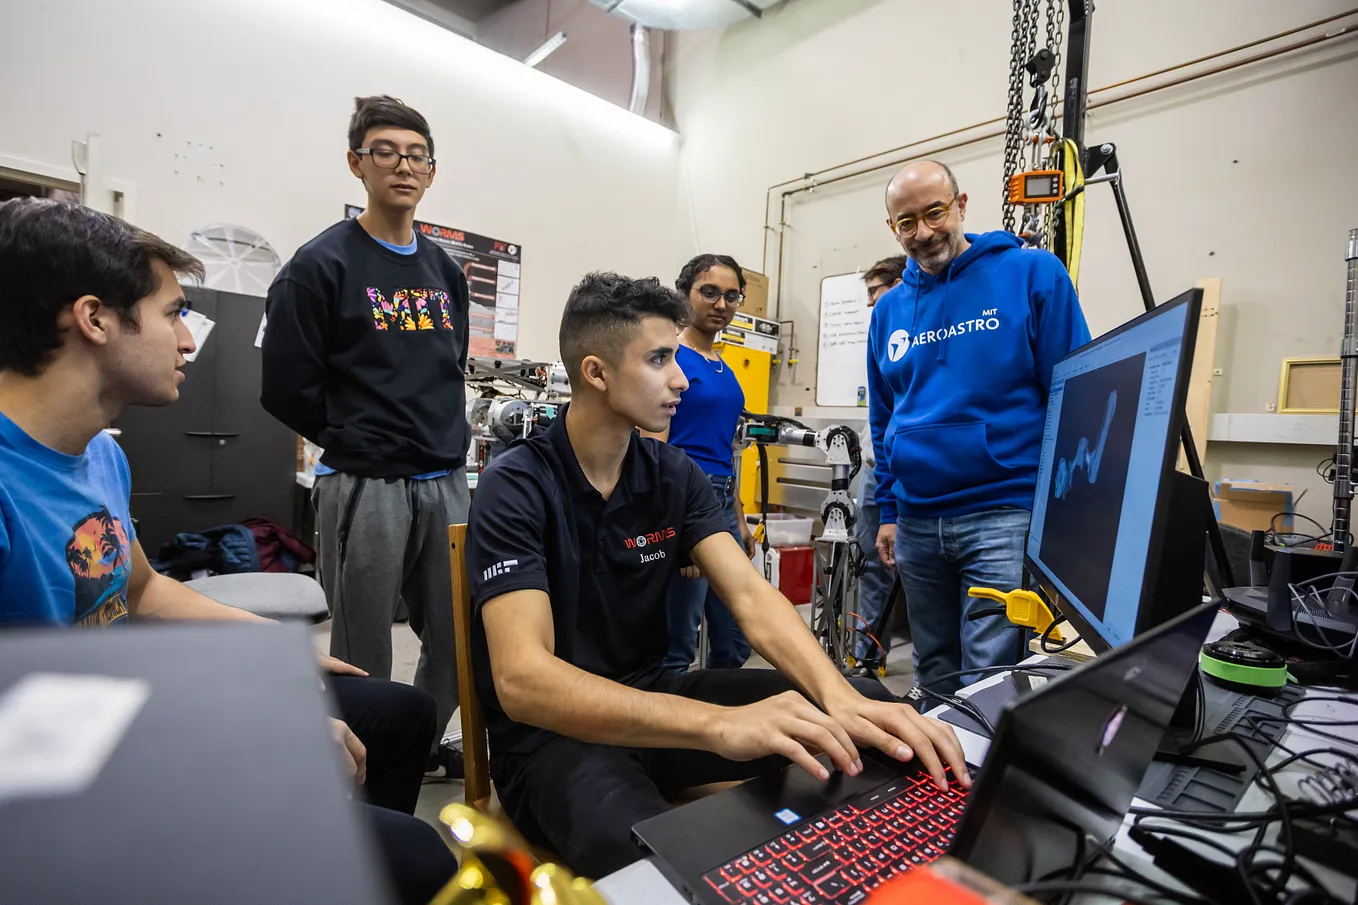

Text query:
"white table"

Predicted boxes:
[[595, 612, 1358, 903]]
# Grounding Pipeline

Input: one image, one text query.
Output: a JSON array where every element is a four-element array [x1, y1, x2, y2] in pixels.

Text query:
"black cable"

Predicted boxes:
[[1039, 616, 1082, 654], [1141, 731, 1294, 900], [915, 686, 996, 738], [1091, 856, 1205, 905], [1267, 745, 1358, 775], [1317, 457, 1337, 486], [1277, 512, 1331, 538]]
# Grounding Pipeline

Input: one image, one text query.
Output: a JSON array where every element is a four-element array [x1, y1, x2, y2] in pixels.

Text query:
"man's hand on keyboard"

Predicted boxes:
[[823, 694, 970, 792], [708, 690, 864, 781]]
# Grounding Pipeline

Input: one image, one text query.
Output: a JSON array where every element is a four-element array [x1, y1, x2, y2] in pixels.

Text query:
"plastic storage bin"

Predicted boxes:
[[751, 513, 813, 547]]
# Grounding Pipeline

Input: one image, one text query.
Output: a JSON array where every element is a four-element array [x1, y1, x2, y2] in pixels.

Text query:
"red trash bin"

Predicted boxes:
[[776, 544, 814, 605]]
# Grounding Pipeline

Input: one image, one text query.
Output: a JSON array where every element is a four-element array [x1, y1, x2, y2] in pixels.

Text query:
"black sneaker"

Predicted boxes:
[[423, 741, 465, 782]]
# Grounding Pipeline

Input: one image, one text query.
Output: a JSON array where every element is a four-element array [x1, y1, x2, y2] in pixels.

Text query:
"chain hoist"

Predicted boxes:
[[1003, 0, 1067, 250], [1001, 0, 1039, 233]]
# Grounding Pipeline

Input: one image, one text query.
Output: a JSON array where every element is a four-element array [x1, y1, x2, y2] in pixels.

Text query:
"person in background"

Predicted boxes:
[[853, 255, 908, 666], [0, 198, 456, 905], [466, 272, 969, 879], [869, 160, 1090, 696], [260, 96, 470, 763], [652, 254, 758, 671]]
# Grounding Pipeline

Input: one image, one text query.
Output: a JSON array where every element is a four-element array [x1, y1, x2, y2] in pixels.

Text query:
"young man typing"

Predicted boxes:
[[467, 272, 968, 879], [0, 199, 454, 905]]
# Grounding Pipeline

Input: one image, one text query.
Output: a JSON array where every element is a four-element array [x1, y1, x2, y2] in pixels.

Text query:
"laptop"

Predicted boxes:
[[633, 602, 1217, 903], [0, 623, 393, 905]]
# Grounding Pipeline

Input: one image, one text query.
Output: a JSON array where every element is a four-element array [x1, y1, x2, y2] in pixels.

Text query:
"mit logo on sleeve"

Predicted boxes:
[[481, 559, 519, 581], [466, 460, 552, 608]]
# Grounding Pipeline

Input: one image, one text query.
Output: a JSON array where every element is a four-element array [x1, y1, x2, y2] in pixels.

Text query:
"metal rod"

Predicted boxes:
[[1106, 162, 1157, 313], [1335, 228, 1358, 552], [1062, 0, 1092, 147]]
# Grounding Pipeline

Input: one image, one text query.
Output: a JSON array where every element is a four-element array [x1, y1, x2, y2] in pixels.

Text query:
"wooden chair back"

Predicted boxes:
[[448, 523, 492, 810]]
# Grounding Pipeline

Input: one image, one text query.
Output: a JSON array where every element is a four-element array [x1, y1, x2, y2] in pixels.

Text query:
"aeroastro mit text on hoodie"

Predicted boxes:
[[867, 230, 1091, 521]]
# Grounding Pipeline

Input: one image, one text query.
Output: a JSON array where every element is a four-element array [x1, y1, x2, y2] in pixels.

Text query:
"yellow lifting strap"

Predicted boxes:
[[1061, 137, 1085, 289], [967, 586, 1064, 642]]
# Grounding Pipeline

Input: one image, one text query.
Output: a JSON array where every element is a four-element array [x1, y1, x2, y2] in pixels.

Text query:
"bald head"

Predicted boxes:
[[885, 160, 959, 209], [883, 160, 969, 276]]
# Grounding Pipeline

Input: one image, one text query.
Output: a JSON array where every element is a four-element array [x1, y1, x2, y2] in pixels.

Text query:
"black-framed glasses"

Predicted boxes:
[[866, 281, 893, 303], [355, 147, 435, 174], [888, 197, 957, 238], [697, 284, 745, 306]]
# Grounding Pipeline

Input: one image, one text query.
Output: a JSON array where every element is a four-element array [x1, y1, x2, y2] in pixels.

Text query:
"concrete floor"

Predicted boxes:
[[313, 609, 916, 832]]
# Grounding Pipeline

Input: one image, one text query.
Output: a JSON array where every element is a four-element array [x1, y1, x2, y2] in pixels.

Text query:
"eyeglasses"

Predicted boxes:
[[888, 197, 957, 238], [696, 284, 745, 306], [355, 148, 435, 175]]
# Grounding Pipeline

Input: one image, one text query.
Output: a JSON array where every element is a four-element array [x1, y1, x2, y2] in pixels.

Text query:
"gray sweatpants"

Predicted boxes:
[[314, 469, 470, 739]]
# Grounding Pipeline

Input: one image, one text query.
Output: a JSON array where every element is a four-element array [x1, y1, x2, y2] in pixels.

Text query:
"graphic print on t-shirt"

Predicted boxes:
[[65, 505, 131, 627], [367, 288, 456, 332]]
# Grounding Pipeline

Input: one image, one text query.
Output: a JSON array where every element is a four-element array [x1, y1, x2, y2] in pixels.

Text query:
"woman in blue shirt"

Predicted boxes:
[[655, 254, 758, 670]]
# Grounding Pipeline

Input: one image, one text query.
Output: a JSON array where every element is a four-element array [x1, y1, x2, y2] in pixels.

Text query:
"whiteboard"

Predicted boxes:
[[816, 272, 873, 407]]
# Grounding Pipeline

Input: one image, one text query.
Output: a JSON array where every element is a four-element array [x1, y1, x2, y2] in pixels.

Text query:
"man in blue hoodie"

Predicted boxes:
[[867, 161, 1090, 695]]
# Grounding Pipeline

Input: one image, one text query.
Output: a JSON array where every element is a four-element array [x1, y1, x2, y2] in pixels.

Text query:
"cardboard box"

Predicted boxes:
[[742, 268, 770, 318], [1213, 480, 1294, 533]]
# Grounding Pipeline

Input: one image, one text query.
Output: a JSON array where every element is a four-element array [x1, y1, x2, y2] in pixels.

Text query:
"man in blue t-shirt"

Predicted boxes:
[[869, 161, 1090, 695], [0, 198, 454, 905]]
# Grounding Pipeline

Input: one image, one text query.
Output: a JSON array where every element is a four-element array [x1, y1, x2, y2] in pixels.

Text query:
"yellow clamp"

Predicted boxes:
[[967, 587, 1063, 642]]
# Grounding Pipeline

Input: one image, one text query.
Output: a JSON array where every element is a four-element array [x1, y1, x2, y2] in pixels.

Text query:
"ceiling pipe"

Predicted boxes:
[[628, 23, 652, 115]]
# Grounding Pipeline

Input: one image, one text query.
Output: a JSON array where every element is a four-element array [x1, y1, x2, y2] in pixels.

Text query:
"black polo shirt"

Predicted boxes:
[[467, 411, 730, 764]]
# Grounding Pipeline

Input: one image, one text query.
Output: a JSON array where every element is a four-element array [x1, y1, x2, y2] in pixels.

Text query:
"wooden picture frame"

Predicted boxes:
[[1278, 357, 1343, 414]]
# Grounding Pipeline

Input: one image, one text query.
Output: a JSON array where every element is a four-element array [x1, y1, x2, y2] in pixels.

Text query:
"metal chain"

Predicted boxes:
[[1002, 0, 1039, 233], [1039, 0, 1066, 251], [1050, 0, 1065, 134]]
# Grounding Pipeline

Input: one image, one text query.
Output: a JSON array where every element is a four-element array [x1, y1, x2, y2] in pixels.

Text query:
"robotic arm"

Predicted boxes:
[[737, 415, 863, 542]]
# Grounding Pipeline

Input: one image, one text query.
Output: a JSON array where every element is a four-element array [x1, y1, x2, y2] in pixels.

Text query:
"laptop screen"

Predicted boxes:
[[950, 602, 1217, 885]]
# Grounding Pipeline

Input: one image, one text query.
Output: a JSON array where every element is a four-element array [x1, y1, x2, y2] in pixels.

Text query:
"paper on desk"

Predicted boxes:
[[0, 673, 150, 803], [181, 309, 215, 362]]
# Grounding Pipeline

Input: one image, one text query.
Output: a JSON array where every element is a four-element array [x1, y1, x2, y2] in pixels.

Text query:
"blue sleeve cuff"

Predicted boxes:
[[877, 502, 898, 525]]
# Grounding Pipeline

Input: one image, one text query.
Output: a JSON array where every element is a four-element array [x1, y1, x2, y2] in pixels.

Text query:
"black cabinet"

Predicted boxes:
[[113, 287, 296, 554]]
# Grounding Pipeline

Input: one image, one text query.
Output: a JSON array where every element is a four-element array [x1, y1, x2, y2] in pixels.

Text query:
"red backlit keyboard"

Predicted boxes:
[[701, 769, 969, 904]]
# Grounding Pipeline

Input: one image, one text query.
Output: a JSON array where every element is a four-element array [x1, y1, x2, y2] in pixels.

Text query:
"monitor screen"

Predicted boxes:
[[1027, 291, 1198, 648]]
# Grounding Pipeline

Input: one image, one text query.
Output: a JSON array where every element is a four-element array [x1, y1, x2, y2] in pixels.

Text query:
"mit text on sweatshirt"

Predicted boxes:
[[261, 219, 471, 478]]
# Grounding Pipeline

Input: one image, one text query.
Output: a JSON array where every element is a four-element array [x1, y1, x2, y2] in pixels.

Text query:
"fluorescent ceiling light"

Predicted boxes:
[[524, 31, 568, 68]]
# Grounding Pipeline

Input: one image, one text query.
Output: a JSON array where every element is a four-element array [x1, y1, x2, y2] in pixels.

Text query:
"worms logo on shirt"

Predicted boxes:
[[624, 527, 675, 550], [626, 527, 676, 564]]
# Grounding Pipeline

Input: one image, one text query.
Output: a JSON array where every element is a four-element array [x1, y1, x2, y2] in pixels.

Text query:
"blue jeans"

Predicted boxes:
[[664, 475, 751, 671], [853, 468, 894, 661], [895, 508, 1031, 695]]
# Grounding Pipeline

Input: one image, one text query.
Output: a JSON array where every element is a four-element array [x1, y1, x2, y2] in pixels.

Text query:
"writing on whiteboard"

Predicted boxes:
[[817, 273, 873, 407]]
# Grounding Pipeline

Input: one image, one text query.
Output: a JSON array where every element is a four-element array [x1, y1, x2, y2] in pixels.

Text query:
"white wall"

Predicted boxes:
[[668, 0, 1358, 524], [0, 0, 681, 361]]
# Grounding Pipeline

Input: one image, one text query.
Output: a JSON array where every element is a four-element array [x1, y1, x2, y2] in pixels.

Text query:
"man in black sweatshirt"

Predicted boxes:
[[261, 96, 470, 752]]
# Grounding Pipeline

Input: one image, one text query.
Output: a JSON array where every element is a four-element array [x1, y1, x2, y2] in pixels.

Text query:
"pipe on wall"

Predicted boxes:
[[628, 23, 652, 116], [761, 11, 1358, 320]]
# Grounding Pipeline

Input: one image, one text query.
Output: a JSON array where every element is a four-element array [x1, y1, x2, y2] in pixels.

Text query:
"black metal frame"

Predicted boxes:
[[1048, 0, 1236, 590]]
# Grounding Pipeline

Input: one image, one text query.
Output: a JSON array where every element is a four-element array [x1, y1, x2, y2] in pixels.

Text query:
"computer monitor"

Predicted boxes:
[[1026, 288, 1205, 651]]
